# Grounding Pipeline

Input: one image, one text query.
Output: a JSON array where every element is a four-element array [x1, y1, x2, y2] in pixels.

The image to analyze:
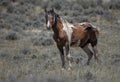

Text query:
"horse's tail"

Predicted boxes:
[[85, 25, 100, 37], [85, 26, 93, 30], [93, 26, 100, 37]]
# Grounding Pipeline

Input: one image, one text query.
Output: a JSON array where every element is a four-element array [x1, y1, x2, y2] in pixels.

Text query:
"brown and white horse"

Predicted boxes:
[[44, 8, 99, 70]]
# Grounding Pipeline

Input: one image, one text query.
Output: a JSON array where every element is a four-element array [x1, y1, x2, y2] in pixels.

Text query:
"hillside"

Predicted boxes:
[[0, 0, 120, 82]]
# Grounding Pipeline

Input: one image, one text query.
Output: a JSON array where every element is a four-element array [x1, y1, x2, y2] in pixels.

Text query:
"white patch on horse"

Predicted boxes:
[[47, 20, 50, 28], [61, 18, 74, 45], [79, 22, 87, 25]]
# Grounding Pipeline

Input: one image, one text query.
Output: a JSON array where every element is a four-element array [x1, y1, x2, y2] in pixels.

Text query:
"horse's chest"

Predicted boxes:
[[59, 31, 67, 39], [53, 33, 67, 45]]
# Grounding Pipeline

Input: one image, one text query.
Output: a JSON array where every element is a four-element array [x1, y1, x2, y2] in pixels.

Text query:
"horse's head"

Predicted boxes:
[[44, 8, 59, 30]]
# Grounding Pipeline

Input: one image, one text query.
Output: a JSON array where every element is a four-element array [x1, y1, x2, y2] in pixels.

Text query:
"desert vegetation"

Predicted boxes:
[[0, 0, 120, 82]]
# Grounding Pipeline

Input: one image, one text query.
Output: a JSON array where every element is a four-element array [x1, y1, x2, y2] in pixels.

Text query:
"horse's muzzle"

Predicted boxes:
[[46, 26, 51, 30]]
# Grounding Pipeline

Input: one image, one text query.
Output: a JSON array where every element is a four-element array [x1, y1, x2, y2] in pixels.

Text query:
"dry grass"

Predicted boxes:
[[0, 0, 120, 82]]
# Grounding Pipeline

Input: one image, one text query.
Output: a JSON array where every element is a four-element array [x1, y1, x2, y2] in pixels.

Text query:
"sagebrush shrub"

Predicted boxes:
[[5, 31, 20, 40], [19, 46, 31, 55], [109, 0, 120, 9], [0, 50, 9, 57]]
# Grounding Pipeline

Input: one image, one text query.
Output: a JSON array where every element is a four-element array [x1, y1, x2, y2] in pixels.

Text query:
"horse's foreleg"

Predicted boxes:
[[57, 45, 65, 69], [65, 43, 72, 70], [82, 45, 93, 65]]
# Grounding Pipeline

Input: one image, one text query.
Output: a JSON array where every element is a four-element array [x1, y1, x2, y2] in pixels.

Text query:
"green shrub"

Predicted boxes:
[[83, 7, 94, 15], [94, 6, 104, 15], [5, 31, 20, 40], [31, 32, 54, 46], [52, 0, 62, 10], [77, 0, 98, 9], [0, 0, 10, 6], [103, 11, 116, 21], [0, 50, 9, 58], [19, 46, 31, 55], [7, 3, 14, 13], [109, 0, 120, 9]]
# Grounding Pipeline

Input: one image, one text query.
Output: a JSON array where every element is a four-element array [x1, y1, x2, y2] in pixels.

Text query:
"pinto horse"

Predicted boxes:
[[44, 8, 99, 70]]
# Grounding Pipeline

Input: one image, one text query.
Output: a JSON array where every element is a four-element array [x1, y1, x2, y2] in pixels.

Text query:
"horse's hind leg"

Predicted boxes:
[[92, 45, 99, 61], [90, 31, 99, 62], [82, 45, 93, 65]]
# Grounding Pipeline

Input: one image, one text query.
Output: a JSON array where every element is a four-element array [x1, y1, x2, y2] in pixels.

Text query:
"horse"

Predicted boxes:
[[44, 8, 99, 70]]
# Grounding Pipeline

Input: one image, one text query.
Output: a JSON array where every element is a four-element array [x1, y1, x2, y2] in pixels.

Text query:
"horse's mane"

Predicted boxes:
[[60, 17, 74, 28]]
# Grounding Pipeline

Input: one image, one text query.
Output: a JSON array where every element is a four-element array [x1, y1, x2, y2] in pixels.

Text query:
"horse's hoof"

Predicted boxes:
[[68, 67, 72, 71]]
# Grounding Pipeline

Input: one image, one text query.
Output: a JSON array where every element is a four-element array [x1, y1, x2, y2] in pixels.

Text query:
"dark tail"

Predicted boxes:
[[85, 26, 93, 30], [85, 26, 99, 38]]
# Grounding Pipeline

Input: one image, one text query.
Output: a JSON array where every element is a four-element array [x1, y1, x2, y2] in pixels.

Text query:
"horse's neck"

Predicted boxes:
[[52, 26, 59, 36], [52, 18, 74, 43], [52, 19, 63, 37], [61, 18, 74, 43]]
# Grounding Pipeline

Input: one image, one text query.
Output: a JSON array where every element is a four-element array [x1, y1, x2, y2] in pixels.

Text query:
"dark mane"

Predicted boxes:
[[53, 13, 60, 27]]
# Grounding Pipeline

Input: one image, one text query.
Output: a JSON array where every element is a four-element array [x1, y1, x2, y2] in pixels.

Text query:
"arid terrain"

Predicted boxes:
[[0, 0, 120, 82]]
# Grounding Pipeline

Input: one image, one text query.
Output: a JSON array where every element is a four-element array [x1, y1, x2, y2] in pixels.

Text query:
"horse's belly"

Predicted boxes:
[[70, 39, 81, 47]]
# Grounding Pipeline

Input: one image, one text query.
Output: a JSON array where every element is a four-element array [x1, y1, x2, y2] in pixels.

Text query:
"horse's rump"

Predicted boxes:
[[73, 22, 100, 36]]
